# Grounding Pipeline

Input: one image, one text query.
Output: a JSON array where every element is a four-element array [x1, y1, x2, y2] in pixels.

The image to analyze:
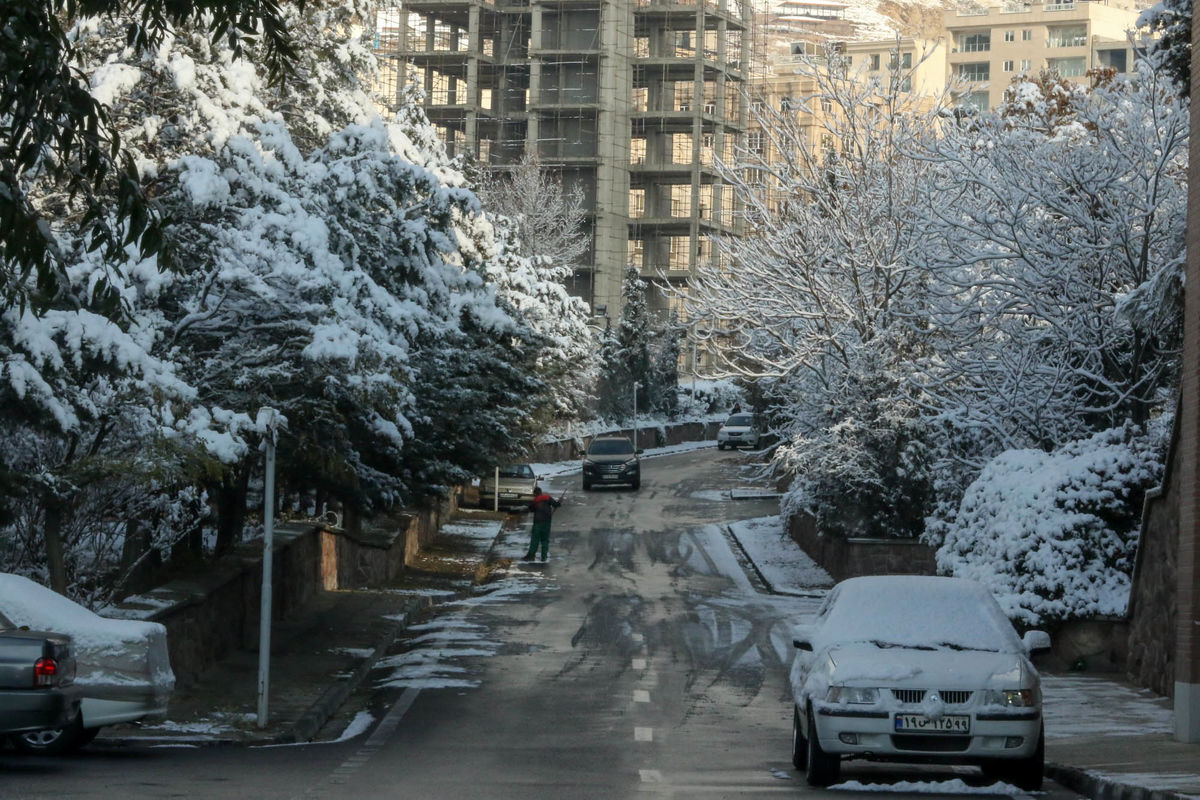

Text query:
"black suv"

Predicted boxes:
[[582, 436, 642, 491]]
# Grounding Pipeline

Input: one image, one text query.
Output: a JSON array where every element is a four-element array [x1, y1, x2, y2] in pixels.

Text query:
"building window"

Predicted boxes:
[[1022, 29, 1032, 41], [633, 86, 648, 112], [1004, 30, 1015, 42], [628, 238, 644, 268], [1048, 56, 1086, 76], [747, 131, 764, 156], [958, 32, 991, 53], [870, 53, 880, 70], [670, 184, 691, 216], [668, 236, 691, 270], [821, 97, 833, 113], [634, 36, 649, 58], [957, 62, 990, 81], [1020, 58, 1032, 71], [1098, 48, 1128, 71], [629, 188, 645, 218], [1003, 59, 1014, 72], [964, 91, 989, 112], [630, 137, 646, 164], [1047, 24, 1087, 48], [900, 76, 912, 91], [672, 133, 692, 163]]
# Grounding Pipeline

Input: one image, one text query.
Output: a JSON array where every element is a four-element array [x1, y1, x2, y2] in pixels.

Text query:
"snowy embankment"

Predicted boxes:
[[726, 515, 833, 594]]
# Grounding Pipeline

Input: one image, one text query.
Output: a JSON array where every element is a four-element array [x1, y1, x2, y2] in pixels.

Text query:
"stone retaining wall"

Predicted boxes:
[[112, 499, 453, 689], [1127, 409, 1181, 696], [786, 512, 937, 582], [530, 420, 724, 462]]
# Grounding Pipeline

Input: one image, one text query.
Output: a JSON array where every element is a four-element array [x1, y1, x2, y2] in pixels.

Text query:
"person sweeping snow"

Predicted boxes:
[[522, 486, 562, 562]]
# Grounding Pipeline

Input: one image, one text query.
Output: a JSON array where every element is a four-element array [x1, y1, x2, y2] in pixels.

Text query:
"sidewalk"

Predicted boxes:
[[724, 516, 1200, 800], [97, 514, 509, 748]]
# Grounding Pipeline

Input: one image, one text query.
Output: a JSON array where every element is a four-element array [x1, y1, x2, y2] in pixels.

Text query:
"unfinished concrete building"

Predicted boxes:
[[378, 0, 752, 332]]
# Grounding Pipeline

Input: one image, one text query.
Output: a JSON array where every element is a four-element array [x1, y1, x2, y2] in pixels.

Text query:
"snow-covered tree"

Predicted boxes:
[[685, 49, 951, 537], [913, 62, 1186, 504]]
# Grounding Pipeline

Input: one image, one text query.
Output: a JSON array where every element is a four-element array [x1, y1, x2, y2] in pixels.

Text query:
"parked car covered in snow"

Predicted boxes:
[[0, 613, 80, 736], [716, 413, 761, 450], [789, 575, 1050, 789], [0, 573, 174, 754]]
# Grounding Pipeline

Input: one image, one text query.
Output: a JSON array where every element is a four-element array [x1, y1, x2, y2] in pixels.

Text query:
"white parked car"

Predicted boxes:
[[716, 413, 760, 450], [789, 576, 1050, 789], [0, 573, 174, 754]]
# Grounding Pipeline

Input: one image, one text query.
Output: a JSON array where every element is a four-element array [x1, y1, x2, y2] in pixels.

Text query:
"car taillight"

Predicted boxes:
[[33, 657, 58, 687]]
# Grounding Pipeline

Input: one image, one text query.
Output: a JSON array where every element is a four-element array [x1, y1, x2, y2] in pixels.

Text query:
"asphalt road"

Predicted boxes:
[[0, 448, 1085, 800]]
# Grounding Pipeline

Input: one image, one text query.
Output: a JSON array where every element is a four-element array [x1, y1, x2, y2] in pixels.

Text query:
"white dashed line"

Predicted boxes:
[[632, 657, 647, 670], [634, 689, 650, 703], [632, 633, 644, 644], [634, 727, 654, 742], [640, 769, 663, 783]]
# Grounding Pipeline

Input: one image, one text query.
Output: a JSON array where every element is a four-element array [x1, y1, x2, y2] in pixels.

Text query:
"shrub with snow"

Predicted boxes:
[[933, 424, 1166, 626]]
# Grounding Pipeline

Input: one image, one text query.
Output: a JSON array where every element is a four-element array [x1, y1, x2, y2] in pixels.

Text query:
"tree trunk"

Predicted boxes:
[[42, 499, 69, 595], [214, 467, 250, 557]]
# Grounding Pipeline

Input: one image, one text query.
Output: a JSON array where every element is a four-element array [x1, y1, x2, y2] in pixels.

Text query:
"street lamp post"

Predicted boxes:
[[632, 381, 642, 449], [255, 407, 284, 729]]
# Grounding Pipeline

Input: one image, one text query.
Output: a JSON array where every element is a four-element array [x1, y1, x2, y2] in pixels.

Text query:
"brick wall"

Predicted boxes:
[[786, 512, 936, 582]]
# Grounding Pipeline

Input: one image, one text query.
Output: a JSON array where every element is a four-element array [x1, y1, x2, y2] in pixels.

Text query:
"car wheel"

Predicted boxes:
[[996, 724, 1044, 791], [804, 705, 839, 787], [791, 705, 808, 770], [631, 479, 640, 490], [10, 713, 85, 756], [717, 442, 725, 451], [582, 480, 592, 491]]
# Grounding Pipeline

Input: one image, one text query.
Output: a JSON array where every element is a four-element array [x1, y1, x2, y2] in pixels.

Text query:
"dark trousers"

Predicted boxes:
[[526, 521, 551, 558]]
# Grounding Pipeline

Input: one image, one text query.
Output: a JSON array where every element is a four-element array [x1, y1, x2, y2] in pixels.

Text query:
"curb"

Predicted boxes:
[[282, 594, 433, 744], [722, 524, 827, 599], [1047, 763, 1189, 800]]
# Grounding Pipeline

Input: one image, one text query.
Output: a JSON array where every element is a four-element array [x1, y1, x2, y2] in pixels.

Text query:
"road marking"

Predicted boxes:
[[294, 687, 421, 796], [632, 632, 644, 644], [634, 689, 651, 703], [640, 769, 663, 783], [635, 727, 654, 742], [632, 657, 647, 670]]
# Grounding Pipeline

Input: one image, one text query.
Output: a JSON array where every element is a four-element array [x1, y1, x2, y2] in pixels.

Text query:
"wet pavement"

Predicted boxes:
[[56, 449, 1200, 799]]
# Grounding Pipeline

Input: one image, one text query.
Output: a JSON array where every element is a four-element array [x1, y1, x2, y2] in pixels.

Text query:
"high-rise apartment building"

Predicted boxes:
[[377, 1, 752, 326]]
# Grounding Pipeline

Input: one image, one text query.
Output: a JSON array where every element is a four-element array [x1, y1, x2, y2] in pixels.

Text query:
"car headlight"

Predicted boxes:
[[825, 686, 879, 704], [625, 458, 638, 466], [984, 689, 1038, 708]]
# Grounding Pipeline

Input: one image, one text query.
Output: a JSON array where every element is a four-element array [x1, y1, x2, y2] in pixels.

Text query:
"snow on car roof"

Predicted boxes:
[[812, 576, 1023, 653], [0, 572, 162, 648]]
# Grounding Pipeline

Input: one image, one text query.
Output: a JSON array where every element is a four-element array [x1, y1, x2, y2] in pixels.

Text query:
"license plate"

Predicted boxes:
[[499, 492, 518, 498], [894, 714, 970, 734], [602, 475, 619, 480]]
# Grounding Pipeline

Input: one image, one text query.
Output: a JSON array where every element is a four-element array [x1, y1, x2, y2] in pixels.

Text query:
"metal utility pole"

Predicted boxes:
[[256, 408, 283, 729], [632, 381, 642, 448]]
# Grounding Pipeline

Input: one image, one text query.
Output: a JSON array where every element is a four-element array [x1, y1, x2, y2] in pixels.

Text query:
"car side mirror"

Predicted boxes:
[[792, 638, 813, 652], [1023, 630, 1051, 654], [636, 449, 644, 455]]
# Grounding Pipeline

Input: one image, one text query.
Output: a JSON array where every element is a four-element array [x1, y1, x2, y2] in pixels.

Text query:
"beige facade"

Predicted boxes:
[[377, 0, 751, 326], [840, 37, 949, 100], [944, 0, 1145, 109]]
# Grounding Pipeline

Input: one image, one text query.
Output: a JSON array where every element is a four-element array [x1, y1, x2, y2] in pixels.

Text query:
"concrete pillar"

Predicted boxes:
[[1177, 6, 1200, 744], [592, 0, 634, 315]]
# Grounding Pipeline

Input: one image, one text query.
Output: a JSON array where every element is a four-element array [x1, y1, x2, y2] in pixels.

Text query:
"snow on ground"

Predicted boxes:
[[438, 519, 504, 543], [830, 779, 1021, 795], [334, 710, 375, 742], [727, 515, 833, 592], [1042, 674, 1175, 739]]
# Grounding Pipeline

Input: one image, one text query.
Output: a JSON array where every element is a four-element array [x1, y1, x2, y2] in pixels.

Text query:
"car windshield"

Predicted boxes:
[[588, 438, 634, 455], [812, 576, 1023, 654], [498, 465, 534, 479], [725, 414, 753, 427]]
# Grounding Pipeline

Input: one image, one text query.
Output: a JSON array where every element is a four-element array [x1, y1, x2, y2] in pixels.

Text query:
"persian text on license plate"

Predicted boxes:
[[893, 714, 970, 734], [499, 492, 518, 498]]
